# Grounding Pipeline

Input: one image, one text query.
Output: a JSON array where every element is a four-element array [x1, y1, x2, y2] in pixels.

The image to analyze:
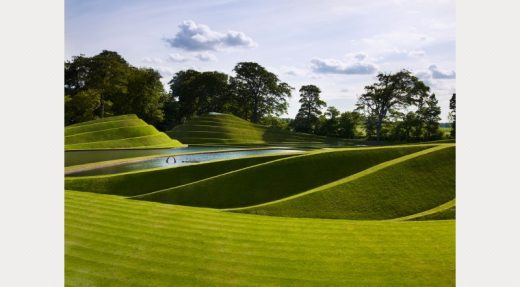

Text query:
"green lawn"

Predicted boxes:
[[232, 145, 455, 220], [133, 145, 432, 208], [65, 140, 455, 286], [65, 114, 184, 150], [66, 190, 455, 287]]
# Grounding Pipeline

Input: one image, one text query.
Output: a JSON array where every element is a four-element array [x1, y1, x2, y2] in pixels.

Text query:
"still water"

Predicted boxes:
[[65, 146, 239, 167], [67, 148, 302, 176]]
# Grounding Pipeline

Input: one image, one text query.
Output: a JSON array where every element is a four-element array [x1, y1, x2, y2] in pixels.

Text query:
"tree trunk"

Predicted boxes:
[[100, 94, 105, 118]]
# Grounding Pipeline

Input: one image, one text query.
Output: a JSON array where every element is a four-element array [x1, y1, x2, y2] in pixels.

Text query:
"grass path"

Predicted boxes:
[[66, 190, 455, 287]]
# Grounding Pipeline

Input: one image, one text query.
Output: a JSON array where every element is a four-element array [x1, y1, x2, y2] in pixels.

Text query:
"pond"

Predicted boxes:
[[65, 146, 239, 167], [66, 148, 302, 176]]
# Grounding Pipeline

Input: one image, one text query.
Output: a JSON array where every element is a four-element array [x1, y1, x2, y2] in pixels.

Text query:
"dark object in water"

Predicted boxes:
[[182, 160, 200, 163], [166, 156, 176, 163]]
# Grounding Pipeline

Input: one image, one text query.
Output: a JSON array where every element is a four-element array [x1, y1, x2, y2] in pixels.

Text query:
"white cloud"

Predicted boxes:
[[311, 54, 378, 75], [142, 57, 163, 64], [194, 52, 217, 62], [429, 64, 456, 79], [164, 20, 257, 51], [168, 53, 189, 62], [279, 66, 308, 77]]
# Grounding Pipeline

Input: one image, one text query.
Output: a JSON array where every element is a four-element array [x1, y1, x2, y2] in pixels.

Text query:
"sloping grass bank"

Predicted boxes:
[[168, 113, 351, 146], [65, 153, 300, 196], [65, 114, 183, 150], [133, 145, 432, 208], [232, 145, 455, 220]]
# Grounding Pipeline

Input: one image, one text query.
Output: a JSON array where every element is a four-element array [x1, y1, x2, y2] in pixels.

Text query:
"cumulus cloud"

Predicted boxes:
[[194, 52, 217, 62], [142, 57, 163, 64], [167, 52, 217, 62], [165, 20, 257, 51], [168, 53, 189, 62], [311, 58, 377, 75], [279, 66, 308, 77], [429, 65, 456, 79]]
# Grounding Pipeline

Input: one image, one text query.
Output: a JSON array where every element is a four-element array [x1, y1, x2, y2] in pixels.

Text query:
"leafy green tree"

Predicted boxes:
[[449, 93, 456, 137], [293, 85, 326, 133], [64, 89, 101, 125], [65, 50, 166, 125], [86, 50, 131, 118], [230, 62, 293, 123], [168, 69, 201, 122], [355, 69, 430, 140], [318, 106, 341, 136], [168, 70, 230, 122], [259, 115, 291, 130], [338, 111, 363, 139], [419, 93, 442, 140], [126, 68, 167, 125]]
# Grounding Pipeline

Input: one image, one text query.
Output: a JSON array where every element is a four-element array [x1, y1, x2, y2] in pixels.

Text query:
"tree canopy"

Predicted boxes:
[[64, 50, 166, 125], [356, 69, 431, 140], [230, 62, 293, 123], [293, 85, 326, 133]]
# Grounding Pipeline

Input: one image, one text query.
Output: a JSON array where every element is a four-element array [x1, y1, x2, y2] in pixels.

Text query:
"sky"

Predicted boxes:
[[65, 0, 456, 120]]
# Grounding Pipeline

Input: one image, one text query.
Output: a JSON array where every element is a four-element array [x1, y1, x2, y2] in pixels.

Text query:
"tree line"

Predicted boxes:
[[65, 50, 455, 141]]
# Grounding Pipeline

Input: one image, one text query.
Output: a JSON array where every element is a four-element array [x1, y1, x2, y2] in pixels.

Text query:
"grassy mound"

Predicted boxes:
[[65, 153, 300, 196], [168, 113, 350, 146], [65, 118, 146, 136], [133, 145, 432, 208], [66, 190, 455, 287], [233, 145, 455, 220], [65, 114, 183, 150]]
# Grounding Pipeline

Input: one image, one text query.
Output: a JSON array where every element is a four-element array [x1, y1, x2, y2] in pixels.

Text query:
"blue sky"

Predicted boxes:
[[66, 0, 455, 120]]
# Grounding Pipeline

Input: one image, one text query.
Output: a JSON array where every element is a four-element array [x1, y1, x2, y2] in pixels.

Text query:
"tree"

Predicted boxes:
[[64, 89, 101, 125], [168, 69, 201, 122], [126, 68, 167, 125], [65, 50, 167, 125], [419, 93, 442, 140], [259, 115, 291, 130], [319, 106, 340, 136], [338, 111, 363, 139], [449, 93, 456, 137], [86, 50, 131, 118], [355, 69, 430, 140], [230, 62, 293, 123], [190, 71, 230, 114], [168, 70, 231, 123], [293, 85, 326, 133]]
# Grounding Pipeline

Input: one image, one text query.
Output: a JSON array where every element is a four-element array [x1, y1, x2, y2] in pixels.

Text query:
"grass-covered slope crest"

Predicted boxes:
[[65, 114, 184, 150]]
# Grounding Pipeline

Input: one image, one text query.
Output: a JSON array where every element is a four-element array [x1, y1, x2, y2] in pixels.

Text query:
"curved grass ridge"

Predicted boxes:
[[65, 152, 300, 196], [65, 114, 184, 150], [133, 145, 432, 208], [66, 190, 455, 287], [393, 199, 456, 221], [65, 118, 146, 136], [168, 113, 351, 145], [231, 145, 455, 220]]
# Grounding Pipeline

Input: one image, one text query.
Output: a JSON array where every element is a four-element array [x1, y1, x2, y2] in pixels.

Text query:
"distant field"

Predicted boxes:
[[65, 114, 184, 150]]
